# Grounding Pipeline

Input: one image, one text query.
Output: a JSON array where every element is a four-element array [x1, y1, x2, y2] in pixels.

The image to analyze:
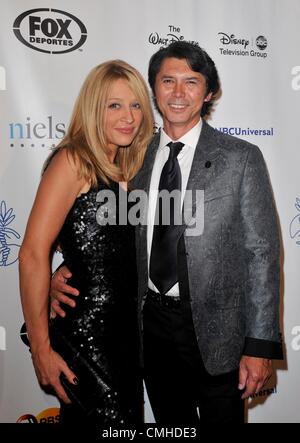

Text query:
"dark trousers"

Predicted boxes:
[[143, 295, 245, 424]]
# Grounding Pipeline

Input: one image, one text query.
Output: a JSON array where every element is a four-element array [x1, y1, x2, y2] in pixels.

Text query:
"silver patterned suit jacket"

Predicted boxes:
[[133, 121, 282, 376]]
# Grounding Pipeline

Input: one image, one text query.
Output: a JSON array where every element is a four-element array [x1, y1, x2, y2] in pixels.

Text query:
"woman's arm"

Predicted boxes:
[[19, 149, 86, 403]]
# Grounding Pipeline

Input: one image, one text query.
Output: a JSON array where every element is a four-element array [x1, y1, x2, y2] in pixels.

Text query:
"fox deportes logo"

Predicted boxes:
[[13, 8, 87, 54]]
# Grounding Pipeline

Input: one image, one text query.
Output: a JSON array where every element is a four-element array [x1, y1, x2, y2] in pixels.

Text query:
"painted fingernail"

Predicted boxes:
[[73, 377, 79, 385]]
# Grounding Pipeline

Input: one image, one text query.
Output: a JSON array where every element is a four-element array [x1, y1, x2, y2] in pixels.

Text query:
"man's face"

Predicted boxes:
[[154, 57, 212, 138]]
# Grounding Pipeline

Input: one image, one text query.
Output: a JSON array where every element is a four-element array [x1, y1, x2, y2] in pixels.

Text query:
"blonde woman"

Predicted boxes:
[[19, 60, 154, 424]]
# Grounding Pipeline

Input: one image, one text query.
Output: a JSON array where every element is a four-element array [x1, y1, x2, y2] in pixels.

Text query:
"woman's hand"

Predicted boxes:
[[32, 345, 78, 404]]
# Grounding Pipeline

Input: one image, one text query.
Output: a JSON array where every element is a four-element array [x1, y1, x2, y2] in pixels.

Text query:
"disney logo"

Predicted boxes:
[[149, 32, 185, 46], [218, 32, 249, 49], [149, 32, 199, 47]]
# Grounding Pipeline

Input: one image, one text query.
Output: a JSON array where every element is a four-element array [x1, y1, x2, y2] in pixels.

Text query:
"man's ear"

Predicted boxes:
[[204, 92, 213, 102]]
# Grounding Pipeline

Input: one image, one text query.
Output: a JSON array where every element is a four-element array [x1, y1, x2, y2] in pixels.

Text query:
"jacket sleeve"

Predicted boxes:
[[240, 145, 283, 359]]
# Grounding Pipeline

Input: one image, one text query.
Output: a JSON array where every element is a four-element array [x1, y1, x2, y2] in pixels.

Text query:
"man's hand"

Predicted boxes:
[[50, 266, 79, 318], [238, 356, 273, 399]]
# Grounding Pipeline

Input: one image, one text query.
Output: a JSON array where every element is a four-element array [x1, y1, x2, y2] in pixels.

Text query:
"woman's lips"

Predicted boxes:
[[116, 127, 134, 134]]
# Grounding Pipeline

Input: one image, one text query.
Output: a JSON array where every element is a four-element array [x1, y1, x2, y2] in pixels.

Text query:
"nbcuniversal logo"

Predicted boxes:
[[0, 66, 6, 90]]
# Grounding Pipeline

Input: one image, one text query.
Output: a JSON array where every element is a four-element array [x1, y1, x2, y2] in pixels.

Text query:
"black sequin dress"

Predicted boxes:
[[52, 180, 142, 424]]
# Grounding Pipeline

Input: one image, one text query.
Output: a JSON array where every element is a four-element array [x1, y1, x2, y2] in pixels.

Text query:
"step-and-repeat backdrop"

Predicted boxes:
[[0, 0, 299, 423]]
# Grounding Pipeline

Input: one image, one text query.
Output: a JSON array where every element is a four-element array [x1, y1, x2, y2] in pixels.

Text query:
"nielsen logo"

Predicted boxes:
[[0, 66, 6, 90], [9, 116, 65, 148]]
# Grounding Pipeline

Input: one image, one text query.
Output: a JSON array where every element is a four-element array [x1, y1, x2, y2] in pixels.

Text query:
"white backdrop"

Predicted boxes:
[[0, 0, 299, 423]]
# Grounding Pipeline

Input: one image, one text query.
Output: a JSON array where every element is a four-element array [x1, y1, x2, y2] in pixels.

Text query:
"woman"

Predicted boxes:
[[19, 60, 154, 424]]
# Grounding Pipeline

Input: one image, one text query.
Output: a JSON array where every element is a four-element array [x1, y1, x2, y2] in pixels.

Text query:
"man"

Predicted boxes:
[[51, 42, 283, 423]]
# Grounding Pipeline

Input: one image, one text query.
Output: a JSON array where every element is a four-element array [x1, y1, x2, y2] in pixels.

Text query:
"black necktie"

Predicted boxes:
[[150, 141, 184, 294]]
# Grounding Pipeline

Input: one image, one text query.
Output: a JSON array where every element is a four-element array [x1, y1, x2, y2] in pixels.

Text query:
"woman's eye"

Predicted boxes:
[[108, 103, 120, 109], [132, 103, 141, 109]]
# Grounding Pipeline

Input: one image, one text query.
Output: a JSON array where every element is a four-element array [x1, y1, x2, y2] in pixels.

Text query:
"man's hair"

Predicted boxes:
[[148, 41, 221, 117]]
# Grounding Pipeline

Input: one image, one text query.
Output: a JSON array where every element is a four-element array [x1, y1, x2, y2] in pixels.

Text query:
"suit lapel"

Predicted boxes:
[[136, 132, 160, 193], [134, 132, 160, 234], [181, 120, 221, 232]]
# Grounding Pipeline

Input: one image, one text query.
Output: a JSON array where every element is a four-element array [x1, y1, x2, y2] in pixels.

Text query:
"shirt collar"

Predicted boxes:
[[159, 119, 203, 151]]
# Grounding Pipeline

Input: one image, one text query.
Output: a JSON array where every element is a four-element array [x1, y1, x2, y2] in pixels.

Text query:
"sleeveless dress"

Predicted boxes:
[[52, 179, 142, 424]]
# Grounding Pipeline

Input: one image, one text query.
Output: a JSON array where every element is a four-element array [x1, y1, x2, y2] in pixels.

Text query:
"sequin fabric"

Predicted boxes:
[[53, 180, 142, 424]]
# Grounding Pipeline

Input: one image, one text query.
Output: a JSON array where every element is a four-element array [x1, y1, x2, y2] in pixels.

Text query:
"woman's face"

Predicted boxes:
[[104, 78, 143, 151]]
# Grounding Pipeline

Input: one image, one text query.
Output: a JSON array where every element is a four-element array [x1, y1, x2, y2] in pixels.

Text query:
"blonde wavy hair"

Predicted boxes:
[[45, 60, 154, 185]]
